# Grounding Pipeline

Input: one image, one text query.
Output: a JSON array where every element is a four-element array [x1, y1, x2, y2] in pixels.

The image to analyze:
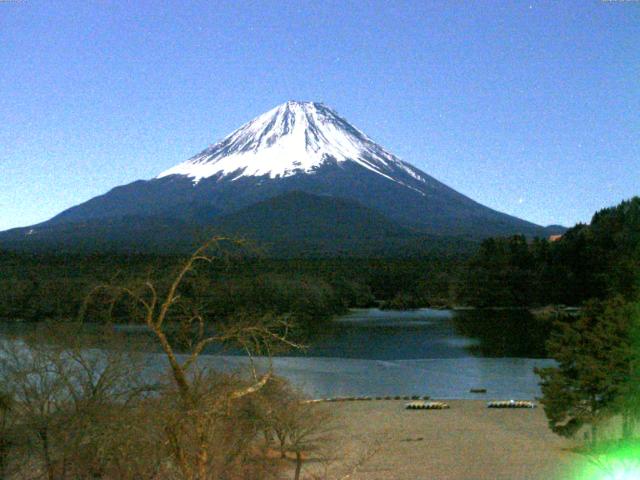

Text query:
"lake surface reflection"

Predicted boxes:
[[1, 309, 554, 400], [192, 308, 554, 399]]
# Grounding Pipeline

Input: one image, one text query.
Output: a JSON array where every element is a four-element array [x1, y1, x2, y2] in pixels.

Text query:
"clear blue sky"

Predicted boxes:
[[1, 0, 638, 231]]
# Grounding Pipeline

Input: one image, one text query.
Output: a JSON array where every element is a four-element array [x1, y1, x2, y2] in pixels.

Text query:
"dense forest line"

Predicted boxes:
[[1, 197, 639, 329], [0, 250, 463, 329], [460, 197, 640, 307]]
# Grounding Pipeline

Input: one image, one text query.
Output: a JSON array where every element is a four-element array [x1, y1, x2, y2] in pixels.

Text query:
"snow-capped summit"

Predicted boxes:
[[157, 101, 427, 190], [1, 100, 559, 254]]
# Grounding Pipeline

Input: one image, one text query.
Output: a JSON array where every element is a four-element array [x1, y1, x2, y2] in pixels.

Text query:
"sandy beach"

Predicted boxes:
[[317, 400, 583, 480]]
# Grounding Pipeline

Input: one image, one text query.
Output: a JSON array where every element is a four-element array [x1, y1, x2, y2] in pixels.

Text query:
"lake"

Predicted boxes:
[[1, 308, 555, 400], [163, 308, 554, 400]]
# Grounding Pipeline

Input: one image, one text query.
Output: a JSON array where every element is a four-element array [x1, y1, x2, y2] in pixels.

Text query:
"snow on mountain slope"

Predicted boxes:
[[157, 101, 429, 193], [0, 99, 559, 253]]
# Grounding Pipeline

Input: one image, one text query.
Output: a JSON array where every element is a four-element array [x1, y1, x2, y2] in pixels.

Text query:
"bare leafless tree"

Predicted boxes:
[[0, 322, 151, 480], [1, 237, 331, 480], [287, 403, 335, 480], [80, 237, 303, 480], [254, 377, 337, 480], [304, 432, 388, 480]]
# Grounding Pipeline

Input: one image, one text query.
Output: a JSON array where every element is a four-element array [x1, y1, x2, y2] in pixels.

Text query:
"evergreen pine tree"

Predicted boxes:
[[536, 297, 640, 444]]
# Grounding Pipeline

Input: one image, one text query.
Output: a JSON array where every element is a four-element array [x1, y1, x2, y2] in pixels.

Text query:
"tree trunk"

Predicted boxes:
[[196, 441, 208, 480], [0, 438, 10, 480], [590, 397, 598, 447], [38, 428, 56, 480], [622, 413, 631, 439], [150, 325, 190, 399], [262, 429, 272, 447], [294, 451, 303, 480]]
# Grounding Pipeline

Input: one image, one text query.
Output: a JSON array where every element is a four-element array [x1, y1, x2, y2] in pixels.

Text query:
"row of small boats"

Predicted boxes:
[[405, 400, 536, 410], [487, 400, 536, 409], [303, 397, 536, 409], [303, 395, 432, 403], [406, 401, 450, 410]]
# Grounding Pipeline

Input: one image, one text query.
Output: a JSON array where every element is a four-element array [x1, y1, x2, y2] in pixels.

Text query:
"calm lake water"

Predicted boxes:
[[1, 308, 554, 400], [158, 308, 553, 399]]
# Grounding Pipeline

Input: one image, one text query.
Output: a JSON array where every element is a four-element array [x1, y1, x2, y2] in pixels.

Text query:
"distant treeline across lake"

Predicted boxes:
[[1, 196, 639, 342]]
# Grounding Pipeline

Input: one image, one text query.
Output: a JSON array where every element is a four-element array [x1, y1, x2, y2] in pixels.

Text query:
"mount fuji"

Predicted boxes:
[[0, 101, 562, 255]]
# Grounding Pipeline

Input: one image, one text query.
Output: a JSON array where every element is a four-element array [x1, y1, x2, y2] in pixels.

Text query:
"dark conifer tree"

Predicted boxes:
[[536, 297, 640, 443]]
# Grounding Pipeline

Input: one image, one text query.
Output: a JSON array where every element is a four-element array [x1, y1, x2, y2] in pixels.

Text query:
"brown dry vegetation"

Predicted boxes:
[[0, 322, 342, 480], [0, 239, 343, 480]]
